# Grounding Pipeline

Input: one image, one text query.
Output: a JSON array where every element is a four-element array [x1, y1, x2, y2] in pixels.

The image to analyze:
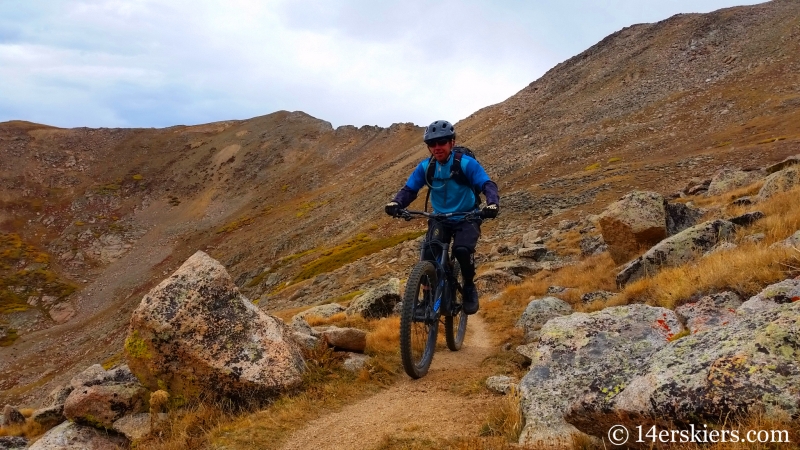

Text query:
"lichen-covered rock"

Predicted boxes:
[[517, 305, 684, 448], [521, 230, 542, 248], [486, 375, 518, 395], [111, 413, 152, 441], [1, 405, 25, 426], [758, 166, 800, 200], [579, 235, 607, 256], [738, 279, 800, 314], [320, 327, 367, 352], [765, 154, 800, 174], [0, 436, 28, 450], [730, 211, 765, 227], [770, 230, 800, 250], [64, 381, 149, 429], [706, 168, 764, 196], [294, 303, 346, 321], [665, 202, 703, 236], [345, 278, 400, 319], [616, 220, 735, 286], [517, 245, 548, 260], [567, 300, 800, 440], [31, 406, 65, 429], [125, 251, 305, 404], [27, 421, 128, 450], [598, 191, 667, 264], [675, 292, 742, 334], [580, 291, 616, 305], [69, 364, 107, 390], [515, 297, 573, 343], [342, 353, 371, 372]]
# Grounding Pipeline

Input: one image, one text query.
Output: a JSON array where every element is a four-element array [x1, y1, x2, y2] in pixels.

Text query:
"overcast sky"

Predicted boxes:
[[0, 0, 765, 129]]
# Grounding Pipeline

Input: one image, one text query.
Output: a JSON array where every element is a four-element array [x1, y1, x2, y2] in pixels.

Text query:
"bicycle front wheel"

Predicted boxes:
[[445, 260, 468, 351], [400, 261, 439, 379]]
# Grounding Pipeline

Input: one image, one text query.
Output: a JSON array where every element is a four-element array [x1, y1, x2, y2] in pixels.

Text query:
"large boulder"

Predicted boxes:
[[515, 296, 573, 343], [616, 220, 736, 286], [27, 421, 128, 450], [597, 191, 667, 264], [517, 305, 684, 448], [567, 299, 800, 441], [758, 166, 800, 200], [345, 278, 401, 319], [125, 251, 305, 404], [706, 168, 764, 196]]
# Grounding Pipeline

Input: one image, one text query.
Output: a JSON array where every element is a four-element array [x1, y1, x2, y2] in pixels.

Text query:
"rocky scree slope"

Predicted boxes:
[[1, 0, 799, 406]]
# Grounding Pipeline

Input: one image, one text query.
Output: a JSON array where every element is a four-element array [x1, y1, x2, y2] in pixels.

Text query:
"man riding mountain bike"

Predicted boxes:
[[385, 120, 500, 315]]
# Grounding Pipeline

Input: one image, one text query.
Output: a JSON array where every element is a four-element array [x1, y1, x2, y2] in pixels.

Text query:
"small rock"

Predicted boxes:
[[342, 353, 371, 372], [1, 405, 25, 426], [730, 211, 765, 227], [320, 327, 367, 352], [486, 375, 518, 395]]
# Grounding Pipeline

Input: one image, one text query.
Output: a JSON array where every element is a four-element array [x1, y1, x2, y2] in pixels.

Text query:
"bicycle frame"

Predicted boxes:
[[401, 209, 481, 318]]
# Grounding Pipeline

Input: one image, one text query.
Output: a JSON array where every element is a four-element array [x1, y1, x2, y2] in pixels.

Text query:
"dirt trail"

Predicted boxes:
[[279, 315, 497, 450]]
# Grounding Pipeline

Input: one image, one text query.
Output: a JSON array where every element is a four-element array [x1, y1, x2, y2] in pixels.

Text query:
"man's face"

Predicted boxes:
[[427, 138, 454, 163]]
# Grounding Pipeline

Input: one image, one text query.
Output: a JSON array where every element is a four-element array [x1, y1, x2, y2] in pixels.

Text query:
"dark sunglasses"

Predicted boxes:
[[425, 138, 452, 147]]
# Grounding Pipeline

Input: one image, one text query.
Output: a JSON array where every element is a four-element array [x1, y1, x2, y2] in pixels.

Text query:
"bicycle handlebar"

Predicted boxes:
[[395, 209, 484, 222]]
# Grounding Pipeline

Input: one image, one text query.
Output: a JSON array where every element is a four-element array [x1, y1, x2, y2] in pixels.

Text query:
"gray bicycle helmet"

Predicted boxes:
[[423, 120, 455, 143]]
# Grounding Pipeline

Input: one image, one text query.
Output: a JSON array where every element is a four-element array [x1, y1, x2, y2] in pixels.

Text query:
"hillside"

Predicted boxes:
[[1, 0, 799, 407]]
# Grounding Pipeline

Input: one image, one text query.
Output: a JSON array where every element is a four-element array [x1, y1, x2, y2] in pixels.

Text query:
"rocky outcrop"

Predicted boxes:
[[345, 278, 401, 319], [125, 251, 305, 404], [1, 405, 25, 426], [729, 211, 765, 227], [664, 202, 702, 235], [515, 296, 573, 343], [517, 305, 684, 448], [674, 292, 742, 334], [598, 191, 667, 264], [566, 299, 800, 442], [738, 278, 800, 314], [319, 327, 367, 352], [706, 168, 763, 196], [765, 154, 800, 174], [27, 421, 128, 450], [63, 365, 148, 429], [616, 220, 735, 286], [758, 166, 800, 200]]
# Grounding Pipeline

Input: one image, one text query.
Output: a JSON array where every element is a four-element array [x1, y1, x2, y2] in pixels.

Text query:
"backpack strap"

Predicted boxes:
[[423, 149, 483, 211]]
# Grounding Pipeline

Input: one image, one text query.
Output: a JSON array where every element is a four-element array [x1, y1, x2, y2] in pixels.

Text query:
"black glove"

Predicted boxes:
[[385, 201, 400, 217], [482, 204, 499, 219]]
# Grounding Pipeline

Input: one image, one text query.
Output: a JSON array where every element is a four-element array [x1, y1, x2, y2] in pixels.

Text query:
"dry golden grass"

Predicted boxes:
[[616, 184, 800, 309], [690, 180, 764, 208], [618, 244, 796, 309], [482, 253, 619, 339], [132, 310, 404, 450], [479, 387, 524, 441], [0, 420, 44, 440]]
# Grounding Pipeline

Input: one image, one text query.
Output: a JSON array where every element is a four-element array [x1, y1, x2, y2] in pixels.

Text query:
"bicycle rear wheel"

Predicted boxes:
[[445, 260, 468, 351], [400, 261, 439, 379]]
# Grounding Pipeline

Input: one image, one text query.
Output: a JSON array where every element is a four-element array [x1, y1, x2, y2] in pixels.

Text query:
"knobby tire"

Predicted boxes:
[[400, 261, 439, 379], [445, 260, 468, 351]]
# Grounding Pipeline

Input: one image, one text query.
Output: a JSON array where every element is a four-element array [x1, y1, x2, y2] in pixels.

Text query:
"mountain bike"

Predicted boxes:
[[394, 209, 483, 379]]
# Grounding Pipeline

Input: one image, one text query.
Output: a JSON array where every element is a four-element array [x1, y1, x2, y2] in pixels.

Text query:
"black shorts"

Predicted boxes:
[[421, 218, 482, 260]]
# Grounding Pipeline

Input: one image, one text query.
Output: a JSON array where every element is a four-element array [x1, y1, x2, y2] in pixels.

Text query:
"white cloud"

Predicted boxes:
[[0, 0, 767, 129]]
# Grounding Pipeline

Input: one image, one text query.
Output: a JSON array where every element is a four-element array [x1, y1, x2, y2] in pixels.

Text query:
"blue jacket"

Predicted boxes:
[[392, 151, 499, 214]]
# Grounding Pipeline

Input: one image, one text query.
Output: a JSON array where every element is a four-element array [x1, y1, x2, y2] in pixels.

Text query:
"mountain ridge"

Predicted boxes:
[[1, 0, 799, 406]]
